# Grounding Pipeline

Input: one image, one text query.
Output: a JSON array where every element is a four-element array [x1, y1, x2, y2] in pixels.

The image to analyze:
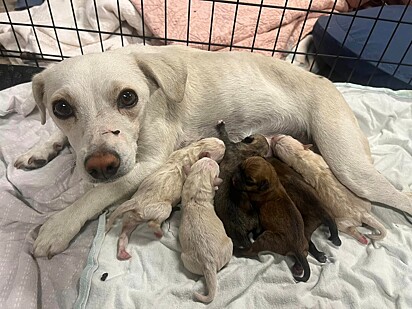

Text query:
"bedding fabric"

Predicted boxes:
[[0, 82, 411, 308]]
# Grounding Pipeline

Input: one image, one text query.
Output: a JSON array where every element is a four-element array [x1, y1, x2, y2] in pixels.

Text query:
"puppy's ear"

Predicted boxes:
[[135, 53, 187, 103], [199, 152, 210, 159], [303, 144, 313, 150], [32, 72, 47, 125], [259, 179, 269, 191]]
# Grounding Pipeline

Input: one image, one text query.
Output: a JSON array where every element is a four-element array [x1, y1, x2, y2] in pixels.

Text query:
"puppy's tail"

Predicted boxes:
[[106, 200, 137, 232], [362, 213, 387, 240], [292, 252, 311, 283], [194, 265, 217, 303]]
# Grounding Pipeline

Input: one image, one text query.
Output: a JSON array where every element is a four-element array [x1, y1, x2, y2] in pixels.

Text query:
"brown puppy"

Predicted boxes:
[[267, 157, 342, 263], [214, 121, 269, 248], [233, 156, 310, 282]]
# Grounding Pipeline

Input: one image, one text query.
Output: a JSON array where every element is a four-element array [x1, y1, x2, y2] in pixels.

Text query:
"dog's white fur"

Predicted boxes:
[[179, 157, 232, 303], [14, 45, 411, 257], [105, 137, 225, 260], [271, 134, 387, 244]]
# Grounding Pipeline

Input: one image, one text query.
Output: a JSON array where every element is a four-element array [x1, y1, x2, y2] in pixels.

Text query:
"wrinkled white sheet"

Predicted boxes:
[[0, 82, 411, 309], [76, 84, 412, 308], [0, 0, 147, 65]]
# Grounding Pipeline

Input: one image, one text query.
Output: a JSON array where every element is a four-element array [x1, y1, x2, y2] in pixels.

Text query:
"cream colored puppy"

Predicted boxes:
[[271, 135, 387, 244], [14, 45, 411, 258], [179, 157, 232, 303], [106, 137, 225, 260]]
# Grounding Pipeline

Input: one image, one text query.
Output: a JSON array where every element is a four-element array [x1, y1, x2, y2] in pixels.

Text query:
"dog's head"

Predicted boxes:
[[232, 156, 275, 194], [31, 46, 187, 182], [271, 134, 312, 162]]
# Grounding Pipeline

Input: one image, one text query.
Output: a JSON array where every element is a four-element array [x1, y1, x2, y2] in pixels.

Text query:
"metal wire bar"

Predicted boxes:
[[164, 0, 168, 44], [186, 0, 192, 46], [290, 0, 313, 64], [250, 0, 264, 52], [45, 0, 64, 61], [229, 0, 240, 51], [69, 0, 84, 55], [92, 0, 104, 52], [116, 0, 124, 47], [23, 0, 43, 65], [207, 0, 216, 51], [327, 0, 363, 80], [308, 0, 337, 72], [366, 0, 411, 86], [1, 0, 23, 56], [140, 0, 146, 45], [390, 39, 412, 81], [271, 0, 288, 57], [346, 4, 385, 83]]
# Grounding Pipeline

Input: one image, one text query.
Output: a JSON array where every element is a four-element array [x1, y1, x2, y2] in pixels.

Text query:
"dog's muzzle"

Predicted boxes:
[[84, 151, 121, 181]]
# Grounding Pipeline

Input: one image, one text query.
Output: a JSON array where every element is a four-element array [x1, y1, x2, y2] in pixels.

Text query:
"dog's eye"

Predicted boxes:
[[118, 90, 138, 108], [53, 100, 74, 119]]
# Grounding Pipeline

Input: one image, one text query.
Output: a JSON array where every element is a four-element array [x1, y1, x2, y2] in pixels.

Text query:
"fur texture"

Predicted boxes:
[[233, 156, 311, 282], [271, 135, 387, 244], [14, 45, 408, 258], [106, 137, 225, 260], [267, 157, 342, 262], [179, 157, 232, 303], [214, 121, 269, 248]]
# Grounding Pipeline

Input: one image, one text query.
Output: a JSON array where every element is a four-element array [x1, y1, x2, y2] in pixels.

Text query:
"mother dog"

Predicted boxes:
[[14, 45, 412, 258]]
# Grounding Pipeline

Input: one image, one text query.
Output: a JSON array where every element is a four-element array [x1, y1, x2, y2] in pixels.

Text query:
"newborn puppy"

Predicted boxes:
[[214, 121, 269, 248], [233, 156, 311, 282], [271, 135, 387, 244], [106, 137, 225, 260], [268, 157, 342, 262], [179, 157, 232, 303]]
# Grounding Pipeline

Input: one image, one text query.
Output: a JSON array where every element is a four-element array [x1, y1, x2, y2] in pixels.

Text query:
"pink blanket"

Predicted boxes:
[[130, 0, 350, 57]]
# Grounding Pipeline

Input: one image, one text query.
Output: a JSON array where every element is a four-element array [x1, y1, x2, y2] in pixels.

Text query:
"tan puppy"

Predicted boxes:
[[106, 137, 225, 260], [179, 158, 232, 303], [271, 135, 387, 244], [15, 45, 410, 258], [233, 156, 311, 282]]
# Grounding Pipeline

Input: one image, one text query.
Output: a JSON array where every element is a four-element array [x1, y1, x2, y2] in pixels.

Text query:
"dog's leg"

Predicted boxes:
[[311, 104, 412, 215], [14, 130, 68, 169], [308, 241, 326, 263], [117, 216, 140, 260], [33, 160, 163, 258]]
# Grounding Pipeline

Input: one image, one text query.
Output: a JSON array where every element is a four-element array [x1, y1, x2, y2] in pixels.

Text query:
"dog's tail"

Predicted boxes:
[[362, 212, 387, 240], [292, 252, 311, 283], [194, 264, 217, 303], [215, 120, 231, 145], [105, 200, 137, 232]]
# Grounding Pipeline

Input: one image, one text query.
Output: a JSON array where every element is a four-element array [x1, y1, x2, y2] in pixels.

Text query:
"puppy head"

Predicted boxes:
[[32, 47, 187, 183], [232, 156, 275, 194], [195, 137, 226, 163], [271, 134, 312, 162], [237, 134, 269, 157]]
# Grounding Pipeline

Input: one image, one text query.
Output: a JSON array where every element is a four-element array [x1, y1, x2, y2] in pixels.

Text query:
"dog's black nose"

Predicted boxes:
[[84, 151, 120, 180]]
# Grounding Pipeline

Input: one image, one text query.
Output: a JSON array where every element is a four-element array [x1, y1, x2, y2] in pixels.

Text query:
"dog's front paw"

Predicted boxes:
[[33, 212, 81, 259], [14, 142, 63, 170]]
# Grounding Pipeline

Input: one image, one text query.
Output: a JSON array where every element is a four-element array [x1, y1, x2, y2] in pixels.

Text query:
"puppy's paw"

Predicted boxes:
[[117, 249, 132, 260], [33, 211, 81, 258], [148, 221, 163, 238], [14, 142, 64, 170]]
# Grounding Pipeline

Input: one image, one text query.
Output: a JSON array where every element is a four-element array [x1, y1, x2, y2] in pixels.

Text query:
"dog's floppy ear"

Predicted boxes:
[[32, 72, 47, 125], [135, 53, 187, 103], [198, 152, 211, 159]]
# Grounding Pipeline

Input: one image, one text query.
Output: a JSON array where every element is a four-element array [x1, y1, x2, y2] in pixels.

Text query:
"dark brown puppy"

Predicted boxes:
[[232, 156, 310, 282], [214, 121, 269, 248], [268, 157, 342, 263]]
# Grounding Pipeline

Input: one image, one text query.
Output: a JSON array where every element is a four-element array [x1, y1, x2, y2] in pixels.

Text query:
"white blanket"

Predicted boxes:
[[0, 0, 147, 65], [0, 82, 411, 308], [75, 84, 412, 308]]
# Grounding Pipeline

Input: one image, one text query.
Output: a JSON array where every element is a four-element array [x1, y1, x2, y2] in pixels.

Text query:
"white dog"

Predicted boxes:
[[271, 134, 387, 244], [179, 157, 232, 303], [13, 45, 411, 257], [105, 137, 225, 260]]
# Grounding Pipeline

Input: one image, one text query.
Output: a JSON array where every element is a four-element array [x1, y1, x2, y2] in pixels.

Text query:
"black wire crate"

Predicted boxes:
[[0, 0, 411, 89]]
